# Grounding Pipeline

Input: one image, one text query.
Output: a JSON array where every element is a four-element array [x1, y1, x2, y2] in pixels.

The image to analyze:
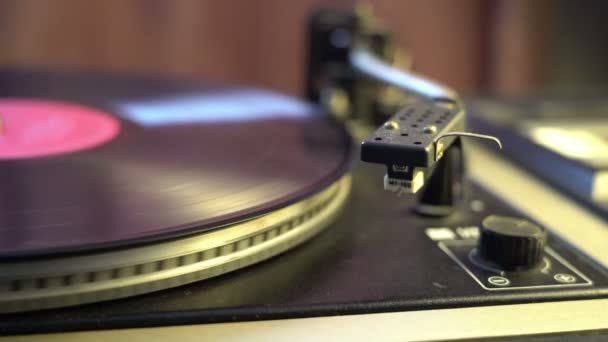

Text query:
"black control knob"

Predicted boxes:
[[478, 215, 547, 271]]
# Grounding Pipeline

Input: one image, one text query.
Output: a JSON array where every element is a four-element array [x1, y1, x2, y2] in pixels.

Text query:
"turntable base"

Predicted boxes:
[[2, 143, 607, 337], [5, 299, 605, 342]]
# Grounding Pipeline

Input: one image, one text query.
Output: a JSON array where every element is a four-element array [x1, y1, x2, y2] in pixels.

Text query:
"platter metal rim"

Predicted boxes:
[[0, 175, 352, 314]]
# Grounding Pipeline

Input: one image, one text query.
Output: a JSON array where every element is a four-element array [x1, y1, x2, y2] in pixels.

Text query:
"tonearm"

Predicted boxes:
[[306, 6, 501, 216]]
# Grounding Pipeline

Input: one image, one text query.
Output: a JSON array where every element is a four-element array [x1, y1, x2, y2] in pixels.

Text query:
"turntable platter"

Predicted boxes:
[[0, 69, 352, 258]]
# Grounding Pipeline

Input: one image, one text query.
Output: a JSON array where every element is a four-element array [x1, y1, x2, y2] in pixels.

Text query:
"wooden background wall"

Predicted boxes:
[[0, 0, 549, 97]]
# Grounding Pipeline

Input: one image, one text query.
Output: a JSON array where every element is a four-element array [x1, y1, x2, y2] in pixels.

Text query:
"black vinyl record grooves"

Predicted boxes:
[[0, 69, 352, 258]]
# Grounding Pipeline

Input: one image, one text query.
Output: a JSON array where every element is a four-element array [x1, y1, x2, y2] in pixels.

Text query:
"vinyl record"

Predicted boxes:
[[0, 69, 352, 258]]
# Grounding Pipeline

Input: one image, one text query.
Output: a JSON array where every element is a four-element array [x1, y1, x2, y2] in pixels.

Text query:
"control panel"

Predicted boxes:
[[426, 220, 594, 291]]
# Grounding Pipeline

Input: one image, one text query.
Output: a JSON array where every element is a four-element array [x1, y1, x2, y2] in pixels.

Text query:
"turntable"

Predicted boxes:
[[0, 7, 607, 342]]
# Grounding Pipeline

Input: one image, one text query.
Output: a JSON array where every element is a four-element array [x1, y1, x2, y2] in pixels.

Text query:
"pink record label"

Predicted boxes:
[[0, 99, 120, 159]]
